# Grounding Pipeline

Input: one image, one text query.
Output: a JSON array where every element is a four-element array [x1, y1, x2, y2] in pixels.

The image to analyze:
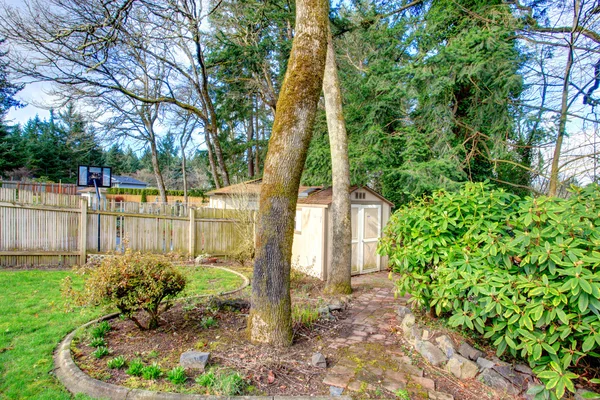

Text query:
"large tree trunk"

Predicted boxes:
[[548, 0, 578, 196], [209, 124, 231, 187], [323, 27, 352, 295], [148, 136, 168, 203], [204, 129, 221, 189], [248, 0, 329, 347], [182, 149, 188, 204]]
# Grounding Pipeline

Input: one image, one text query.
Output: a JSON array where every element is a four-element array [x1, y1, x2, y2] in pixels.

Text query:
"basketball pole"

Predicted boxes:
[[94, 179, 101, 252]]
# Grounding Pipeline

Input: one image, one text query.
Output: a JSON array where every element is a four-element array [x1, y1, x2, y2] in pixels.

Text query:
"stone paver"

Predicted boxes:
[[321, 272, 454, 399]]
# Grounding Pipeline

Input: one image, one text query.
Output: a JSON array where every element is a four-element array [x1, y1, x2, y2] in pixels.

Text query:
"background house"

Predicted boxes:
[[206, 180, 393, 279], [111, 176, 149, 189]]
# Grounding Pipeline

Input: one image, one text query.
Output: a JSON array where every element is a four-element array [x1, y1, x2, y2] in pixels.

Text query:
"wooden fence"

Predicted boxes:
[[0, 180, 78, 195], [0, 188, 254, 268]]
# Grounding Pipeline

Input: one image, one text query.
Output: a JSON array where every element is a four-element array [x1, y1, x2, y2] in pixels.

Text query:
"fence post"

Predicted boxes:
[[189, 208, 196, 258], [79, 198, 88, 265]]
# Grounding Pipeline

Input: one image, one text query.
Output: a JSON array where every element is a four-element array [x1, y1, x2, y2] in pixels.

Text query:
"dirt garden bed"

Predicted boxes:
[[71, 268, 350, 397], [67, 267, 534, 399]]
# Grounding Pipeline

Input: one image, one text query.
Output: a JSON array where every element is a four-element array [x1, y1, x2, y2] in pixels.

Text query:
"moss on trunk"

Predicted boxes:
[[249, 0, 329, 346]]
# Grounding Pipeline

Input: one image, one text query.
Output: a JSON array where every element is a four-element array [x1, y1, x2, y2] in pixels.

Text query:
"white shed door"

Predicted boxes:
[[351, 204, 381, 274]]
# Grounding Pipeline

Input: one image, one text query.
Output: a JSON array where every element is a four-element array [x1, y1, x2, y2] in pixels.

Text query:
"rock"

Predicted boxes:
[[397, 305, 412, 318], [330, 386, 345, 396], [515, 363, 533, 375], [446, 354, 479, 379], [422, 328, 431, 341], [411, 376, 435, 390], [493, 365, 528, 388], [404, 325, 422, 346], [458, 342, 483, 361], [476, 357, 495, 370], [179, 351, 210, 371], [435, 335, 456, 358], [328, 302, 344, 312], [401, 313, 415, 332], [416, 341, 448, 366], [318, 306, 330, 315], [478, 368, 520, 396], [576, 389, 600, 400], [312, 352, 327, 368], [429, 391, 454, 400]]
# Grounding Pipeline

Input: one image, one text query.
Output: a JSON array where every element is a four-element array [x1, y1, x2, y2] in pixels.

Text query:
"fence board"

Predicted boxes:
[[0, 187, 253, 267]]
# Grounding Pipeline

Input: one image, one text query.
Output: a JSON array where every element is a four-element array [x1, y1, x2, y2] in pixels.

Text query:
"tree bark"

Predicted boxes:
[[548, 0, 579, 196], [204, 129, 221, 189], [248, 0, 329, 346], [323, 26, 352, 295], [182, 148, 188, 204], [148, 135, 168, 203]]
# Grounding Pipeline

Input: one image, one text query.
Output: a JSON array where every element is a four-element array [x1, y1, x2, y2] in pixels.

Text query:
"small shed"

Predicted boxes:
[[206, 180, 393, 280]]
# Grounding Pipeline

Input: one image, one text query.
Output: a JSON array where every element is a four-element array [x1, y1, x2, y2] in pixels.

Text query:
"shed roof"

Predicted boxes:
[[207, 180, 393, 207], [297, 186, 394, 207], [206, 179, 322, 197]]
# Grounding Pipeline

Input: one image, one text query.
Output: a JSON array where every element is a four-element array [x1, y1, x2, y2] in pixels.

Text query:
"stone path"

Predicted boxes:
[[322, 273, 455, 399]]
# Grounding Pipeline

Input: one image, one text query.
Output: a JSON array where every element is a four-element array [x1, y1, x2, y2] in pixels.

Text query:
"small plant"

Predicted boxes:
[[92, 346, 109, 359], [395, 388, 410, 400], [147, 350, 159, 359], [141, 363, 162, 380], [90, 321, 111, 339], [107, 355, 126, 369], [167, 366, 187, 385], [89, 337, 106, 348], [126, 358, 144, 377], [199, 316, 218, 329], [292, 304, 320, 328], [217, 371, 247, 396], [195, 370, 216, 388], [195, 369, 247, 395]]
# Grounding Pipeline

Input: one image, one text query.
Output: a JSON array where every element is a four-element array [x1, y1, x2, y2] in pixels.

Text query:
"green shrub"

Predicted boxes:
[[166, 366, 187, 384], [107, 355, 126, 369], [74, 250, 186, 330], [89, 337, 106, 348], [90, 321, 111, 338], [126, 358, 144, 377], [379, 182, 600, 399], [141, 363, 162, 380], [92, 346, 109, 359], [106, 187, 205, 199]]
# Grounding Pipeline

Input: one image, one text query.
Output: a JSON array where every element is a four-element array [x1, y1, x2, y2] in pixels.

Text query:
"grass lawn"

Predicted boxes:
[[0, 266, 243, 399]]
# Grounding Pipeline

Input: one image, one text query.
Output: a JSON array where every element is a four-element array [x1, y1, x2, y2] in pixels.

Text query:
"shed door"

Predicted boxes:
[[351, 204, 382, 274]]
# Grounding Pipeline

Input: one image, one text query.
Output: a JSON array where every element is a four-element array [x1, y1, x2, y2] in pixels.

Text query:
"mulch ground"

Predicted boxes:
[[73, 272, 350, 396]]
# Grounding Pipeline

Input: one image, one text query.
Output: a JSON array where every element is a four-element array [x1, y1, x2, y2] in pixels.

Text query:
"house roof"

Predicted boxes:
[[207, 179, 394, 207], [297, 186, 394, 207], [206, 179, 322, 197], [111, 176, 148, 186]]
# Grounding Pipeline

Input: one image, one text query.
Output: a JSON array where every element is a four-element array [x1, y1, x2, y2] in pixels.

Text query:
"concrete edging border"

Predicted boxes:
[[54, 265, 350, 400]]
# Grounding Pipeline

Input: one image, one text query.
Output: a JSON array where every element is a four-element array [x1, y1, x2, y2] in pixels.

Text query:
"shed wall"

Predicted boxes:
[[291, 206, 324, 279]]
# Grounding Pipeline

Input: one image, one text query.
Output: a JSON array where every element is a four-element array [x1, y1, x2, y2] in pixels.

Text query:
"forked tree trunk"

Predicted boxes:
[[323, 27, 352, 295], [248, 0, 329, 346], [149, 135, 168, 203]]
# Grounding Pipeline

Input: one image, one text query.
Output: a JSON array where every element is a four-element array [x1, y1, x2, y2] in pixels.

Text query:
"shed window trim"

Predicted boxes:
[[295, 209, 302, 233]]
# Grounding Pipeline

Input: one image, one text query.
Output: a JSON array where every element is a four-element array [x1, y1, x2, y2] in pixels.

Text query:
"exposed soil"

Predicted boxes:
[[73, 270, 350, 396], [71, 269, 536, 399]]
